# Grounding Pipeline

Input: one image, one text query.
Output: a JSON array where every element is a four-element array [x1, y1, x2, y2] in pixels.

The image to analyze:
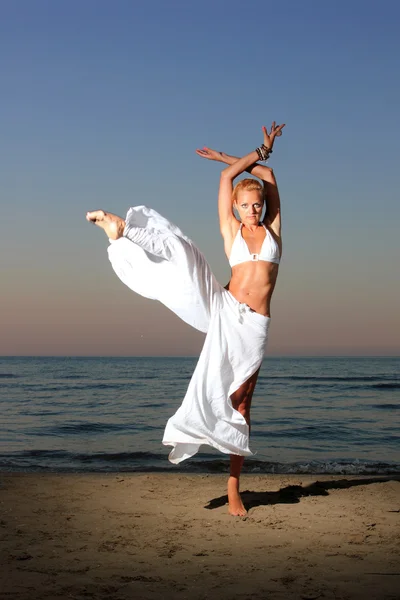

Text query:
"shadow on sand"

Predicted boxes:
[[204, 475, 400, 511]]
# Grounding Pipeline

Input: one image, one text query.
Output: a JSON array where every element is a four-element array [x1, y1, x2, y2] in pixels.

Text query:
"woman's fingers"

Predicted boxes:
[[268, 122, 285, 138], [262, 126, 271, 145], [195, 148, 214, 159], [274, 123, 285, 137]]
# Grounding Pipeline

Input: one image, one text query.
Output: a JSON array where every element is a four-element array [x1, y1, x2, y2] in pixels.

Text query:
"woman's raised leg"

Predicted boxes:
[[228, 367, 260, 516]]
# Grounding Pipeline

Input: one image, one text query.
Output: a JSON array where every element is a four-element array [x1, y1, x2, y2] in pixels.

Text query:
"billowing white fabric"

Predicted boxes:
[[107, 206, 270, 463]]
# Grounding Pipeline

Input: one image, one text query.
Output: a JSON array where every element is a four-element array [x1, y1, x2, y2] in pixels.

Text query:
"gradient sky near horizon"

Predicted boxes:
[[1, 0, 399, 356]]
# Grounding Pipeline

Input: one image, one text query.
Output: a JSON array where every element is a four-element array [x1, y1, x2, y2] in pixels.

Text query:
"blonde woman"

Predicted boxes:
[[86, 122, 284, 516]]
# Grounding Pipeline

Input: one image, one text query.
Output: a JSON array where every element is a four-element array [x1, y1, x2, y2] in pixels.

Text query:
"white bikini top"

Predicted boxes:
[[229, 223, 280, 268]]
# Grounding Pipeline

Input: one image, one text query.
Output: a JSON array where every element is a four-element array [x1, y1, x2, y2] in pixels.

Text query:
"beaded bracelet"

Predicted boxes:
[[255, 144, 273, 161]]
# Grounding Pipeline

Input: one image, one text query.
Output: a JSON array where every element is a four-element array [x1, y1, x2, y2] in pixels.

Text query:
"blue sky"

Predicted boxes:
[[1, 0, 399, 355]]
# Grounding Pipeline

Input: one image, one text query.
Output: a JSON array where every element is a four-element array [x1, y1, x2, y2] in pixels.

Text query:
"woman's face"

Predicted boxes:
[[234, 190, 264, 225]]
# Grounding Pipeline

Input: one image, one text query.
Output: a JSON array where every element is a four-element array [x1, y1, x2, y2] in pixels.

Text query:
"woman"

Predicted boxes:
[[86, 122, 284, 516]]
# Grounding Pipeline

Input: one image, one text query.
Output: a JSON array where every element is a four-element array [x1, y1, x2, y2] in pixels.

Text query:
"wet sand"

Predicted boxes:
[[1, 472, 399, 599]]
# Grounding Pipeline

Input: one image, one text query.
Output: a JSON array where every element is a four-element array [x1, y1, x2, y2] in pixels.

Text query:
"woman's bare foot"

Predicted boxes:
[[86, 210, 125, 240], [228, 476, 247, 516]]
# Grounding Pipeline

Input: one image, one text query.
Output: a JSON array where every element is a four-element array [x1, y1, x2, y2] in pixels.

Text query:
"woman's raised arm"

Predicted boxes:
[[217, 148, 261, 236], [196, 122, 285, 236], [195, 148, 275, 183]]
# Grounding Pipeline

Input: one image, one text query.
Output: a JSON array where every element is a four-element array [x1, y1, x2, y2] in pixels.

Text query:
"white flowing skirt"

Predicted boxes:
[[107, 206, 270, 463]]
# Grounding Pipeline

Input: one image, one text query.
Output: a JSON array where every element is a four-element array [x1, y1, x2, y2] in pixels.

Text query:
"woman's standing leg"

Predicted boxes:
[[228, 367, 260, 516]]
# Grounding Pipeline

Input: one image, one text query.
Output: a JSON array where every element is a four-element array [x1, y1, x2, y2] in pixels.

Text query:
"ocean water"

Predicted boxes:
[[0, 356, 399, 474]]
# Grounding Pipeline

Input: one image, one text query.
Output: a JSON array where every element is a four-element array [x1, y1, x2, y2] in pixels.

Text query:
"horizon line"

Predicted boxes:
[[1, 354, 399, 359]]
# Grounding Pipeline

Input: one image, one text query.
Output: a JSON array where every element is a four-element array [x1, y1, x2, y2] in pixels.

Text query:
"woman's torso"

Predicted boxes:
[[224, 222, 281, 317]]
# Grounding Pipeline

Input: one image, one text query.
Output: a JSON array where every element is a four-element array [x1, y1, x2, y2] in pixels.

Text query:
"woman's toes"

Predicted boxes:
[[86, 210, 105, 222]]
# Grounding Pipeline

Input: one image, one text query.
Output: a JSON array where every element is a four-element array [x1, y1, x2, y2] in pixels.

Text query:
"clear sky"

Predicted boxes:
[[1, 0, 399, 356]]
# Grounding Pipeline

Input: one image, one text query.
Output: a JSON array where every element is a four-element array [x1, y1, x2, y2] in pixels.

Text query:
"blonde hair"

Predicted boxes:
[[232, 178, 264, 204]]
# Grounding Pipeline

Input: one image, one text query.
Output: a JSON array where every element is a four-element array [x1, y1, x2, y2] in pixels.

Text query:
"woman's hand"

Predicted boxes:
[[195, 147, 223, 161], [262, 121, 286, 150]]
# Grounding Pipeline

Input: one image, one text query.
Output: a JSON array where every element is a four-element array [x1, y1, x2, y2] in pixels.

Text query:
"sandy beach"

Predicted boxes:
[[1, 472, 399, 600]]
